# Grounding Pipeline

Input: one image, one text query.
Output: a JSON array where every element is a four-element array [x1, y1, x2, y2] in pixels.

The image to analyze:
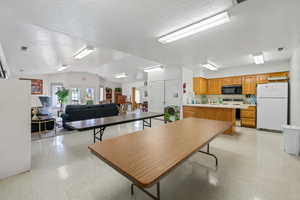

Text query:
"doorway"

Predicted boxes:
[[148, 79, 180, 113]]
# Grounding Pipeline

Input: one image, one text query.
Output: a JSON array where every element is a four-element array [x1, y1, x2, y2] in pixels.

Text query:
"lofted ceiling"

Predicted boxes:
[[0, 0, 300, 82]]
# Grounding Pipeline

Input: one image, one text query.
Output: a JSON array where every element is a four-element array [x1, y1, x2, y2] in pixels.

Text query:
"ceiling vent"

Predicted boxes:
[[235, 0, 248, 4]]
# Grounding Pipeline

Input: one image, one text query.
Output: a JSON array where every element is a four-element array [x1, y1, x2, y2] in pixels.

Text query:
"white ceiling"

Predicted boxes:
[[1, 0, 300, 82], [0, 23, 158, 83]]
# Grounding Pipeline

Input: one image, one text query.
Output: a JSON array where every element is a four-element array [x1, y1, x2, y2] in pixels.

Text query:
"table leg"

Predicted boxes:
[[143, 118, 152, 130], [131, 182, 160, 200], [198, 143, 218, 167], [93, 127, 106, 143]]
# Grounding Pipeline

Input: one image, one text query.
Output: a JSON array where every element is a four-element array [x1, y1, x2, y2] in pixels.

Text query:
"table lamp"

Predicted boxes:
[[31, 96, 42, 120]]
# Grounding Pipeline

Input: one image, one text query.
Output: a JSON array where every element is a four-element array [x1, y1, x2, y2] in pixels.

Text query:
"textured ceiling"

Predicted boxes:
[[0, 0, 299, 81]]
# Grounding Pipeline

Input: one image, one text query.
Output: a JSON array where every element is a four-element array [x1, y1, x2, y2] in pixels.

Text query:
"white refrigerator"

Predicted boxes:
[[257, 82, 288, 131]]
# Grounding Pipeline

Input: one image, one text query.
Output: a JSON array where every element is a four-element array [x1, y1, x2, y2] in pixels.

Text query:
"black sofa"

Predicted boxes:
[[61, 104, 119, 130]]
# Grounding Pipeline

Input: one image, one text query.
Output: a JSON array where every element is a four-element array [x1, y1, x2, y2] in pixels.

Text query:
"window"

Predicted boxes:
[[99, 87, 104, 101], [71, 88, 81, 104], [86, 88, 94, 101], [51, 83, 63, 108], [135, 89, 141, 104]]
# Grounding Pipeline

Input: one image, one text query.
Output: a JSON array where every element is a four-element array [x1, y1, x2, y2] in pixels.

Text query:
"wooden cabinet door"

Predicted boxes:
[[193, 78, 200, 95], [256, 74, 269, 84], [222, 77, 232, 86], [208, 79, 221, 95], [207, 79, 214, 95], [231, 76, 242, 85], [199, 78, 208, 94], [243, 76, 257, 95], [222, 76, 241, 86], [193, 77, 207, 95]]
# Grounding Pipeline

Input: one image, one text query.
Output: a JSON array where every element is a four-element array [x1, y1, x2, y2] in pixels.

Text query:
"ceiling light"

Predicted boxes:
[[57, 66, 68, 71], [253, 53, 264, 64], [73, 46, 95, 59], [144, 65, 164, 73], [158, 11, 230, 44], [114, 73, 128, 79], [202, 61, 219, 71]]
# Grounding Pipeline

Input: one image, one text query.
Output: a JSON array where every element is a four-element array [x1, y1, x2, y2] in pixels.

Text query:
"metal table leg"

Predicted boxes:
[[93, 127, 106, 143], [198, 143, 218, 167], [142, 118, 152, 130], [131, 182, 160, 200]]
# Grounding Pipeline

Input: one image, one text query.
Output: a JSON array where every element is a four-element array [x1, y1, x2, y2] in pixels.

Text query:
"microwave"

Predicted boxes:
[[221, 85, 242, 95]]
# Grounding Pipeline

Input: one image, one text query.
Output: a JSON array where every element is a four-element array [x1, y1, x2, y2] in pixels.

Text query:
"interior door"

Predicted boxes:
[[148, 80, 165, 113]]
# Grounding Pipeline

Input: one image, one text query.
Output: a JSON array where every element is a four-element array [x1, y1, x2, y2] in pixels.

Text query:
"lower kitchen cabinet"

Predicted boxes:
[[241, 106, 256, 128]]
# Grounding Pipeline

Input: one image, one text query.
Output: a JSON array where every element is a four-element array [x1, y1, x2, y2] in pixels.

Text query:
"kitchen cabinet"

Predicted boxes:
[[268, 72, 289, 82], [193, 77, 207, 95], [231, 76, 242, 85], [256, 74, 269, 84], [269, 72, 289, 78], [222, 76, 242, 86], [222, 77, 232, 86], [242, 75, 257, 95], [241, 106, 256, 128], [192, 72, 289, 96], [207, 78, 222, 95], [183, 105, 235, 134]]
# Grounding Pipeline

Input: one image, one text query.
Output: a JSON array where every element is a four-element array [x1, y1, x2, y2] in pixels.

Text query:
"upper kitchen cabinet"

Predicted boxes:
[[243, 75, 257, 94], [268, 72, 289, 81], [256, 73, 269, 84], [193, 77, 207, 95], [231, 76, 242, 85], [208, 78, 222, 95], [222, 76, 242, 86]]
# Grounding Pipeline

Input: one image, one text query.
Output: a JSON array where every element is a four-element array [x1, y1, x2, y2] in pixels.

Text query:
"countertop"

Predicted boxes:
[[183, 104, 255, 109]]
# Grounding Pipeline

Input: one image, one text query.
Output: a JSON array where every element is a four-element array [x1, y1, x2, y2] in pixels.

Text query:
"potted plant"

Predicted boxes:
[[55, 87, 69, 112]]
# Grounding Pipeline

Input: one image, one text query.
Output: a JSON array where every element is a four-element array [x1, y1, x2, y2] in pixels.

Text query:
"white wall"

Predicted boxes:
[[148, 67, 182, 82], [0, 79, 31, 179], [182, 67, 193, 104], [290, 48, 300, 126], [194, 60, 290, 78]]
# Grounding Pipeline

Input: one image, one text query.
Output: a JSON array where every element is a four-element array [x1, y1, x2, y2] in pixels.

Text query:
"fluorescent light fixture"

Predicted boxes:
[[158, 11, 230, 44], [114, 73, 128, 79], [57, 66, 68, 71], [73, 46, 95, 59], [253, 53, 264, 64], [202, 61, 219, 71], [144, 65, 164, 73]]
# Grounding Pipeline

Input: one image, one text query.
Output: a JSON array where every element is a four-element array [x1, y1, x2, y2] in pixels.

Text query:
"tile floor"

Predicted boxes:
[[1, 120, 300, 200]]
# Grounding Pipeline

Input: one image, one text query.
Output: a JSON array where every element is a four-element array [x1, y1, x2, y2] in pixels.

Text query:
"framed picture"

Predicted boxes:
[[20, 78, 43, 95]]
